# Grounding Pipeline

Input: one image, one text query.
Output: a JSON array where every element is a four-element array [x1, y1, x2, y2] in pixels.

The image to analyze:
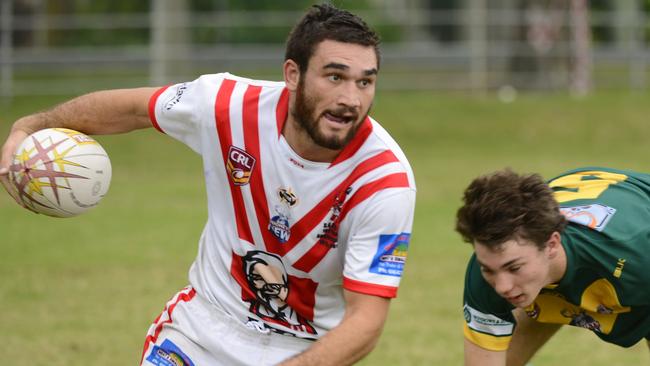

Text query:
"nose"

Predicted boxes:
[[336, 82, 361, 109], [493, 274, 515, 297]]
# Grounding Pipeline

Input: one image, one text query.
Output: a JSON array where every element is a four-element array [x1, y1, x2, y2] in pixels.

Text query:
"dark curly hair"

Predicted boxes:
[[285, 3, 381, 74], [455, 169, 567, 250]]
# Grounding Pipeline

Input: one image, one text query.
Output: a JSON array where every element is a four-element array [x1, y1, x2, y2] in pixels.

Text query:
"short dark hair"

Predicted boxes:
[[455, 169, 567, 250], [285, 3, 381, 74]]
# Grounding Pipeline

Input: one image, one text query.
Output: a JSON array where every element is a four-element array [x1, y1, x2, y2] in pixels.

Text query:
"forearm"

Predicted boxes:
[[12, 88, 156, 136], [280, 312, 382, 365], [464, 339, 506, 366], [279, 292, 390, 366]]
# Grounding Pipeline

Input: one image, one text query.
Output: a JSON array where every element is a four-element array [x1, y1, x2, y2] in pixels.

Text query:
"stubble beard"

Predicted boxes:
[[291, 79, 368, 151]]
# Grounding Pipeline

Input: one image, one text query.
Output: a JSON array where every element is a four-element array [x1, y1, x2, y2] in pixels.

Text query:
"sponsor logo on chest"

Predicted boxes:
[[316, 187, 353, 249], [268, 188, 299, 243]]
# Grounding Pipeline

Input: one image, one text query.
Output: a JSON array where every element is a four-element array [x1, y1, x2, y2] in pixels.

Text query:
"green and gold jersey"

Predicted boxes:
[[463, 167, 650, 351]]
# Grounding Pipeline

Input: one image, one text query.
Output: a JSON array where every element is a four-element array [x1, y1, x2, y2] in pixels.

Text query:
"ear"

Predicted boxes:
[[545, 231, 562, 259], [283, 59, 300, 92]]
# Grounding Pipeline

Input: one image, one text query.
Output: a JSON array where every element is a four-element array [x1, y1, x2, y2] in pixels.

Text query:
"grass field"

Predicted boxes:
[[1, 89, 649, 365]]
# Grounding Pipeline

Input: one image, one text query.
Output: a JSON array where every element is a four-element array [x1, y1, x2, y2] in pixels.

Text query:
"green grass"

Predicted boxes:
[[1, 90, 650, 365]]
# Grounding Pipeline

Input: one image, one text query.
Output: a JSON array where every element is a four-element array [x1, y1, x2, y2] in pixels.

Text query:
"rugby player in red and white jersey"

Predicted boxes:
[[0, 4, 416, 365]]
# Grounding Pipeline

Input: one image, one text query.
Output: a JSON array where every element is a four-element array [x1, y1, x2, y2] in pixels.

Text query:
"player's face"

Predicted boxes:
[[474, 237, 556, 308], [293, 40, 377, 150]]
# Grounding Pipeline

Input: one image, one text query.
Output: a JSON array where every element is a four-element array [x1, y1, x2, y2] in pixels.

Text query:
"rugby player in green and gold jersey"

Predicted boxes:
[[456, 167, 650, 366]]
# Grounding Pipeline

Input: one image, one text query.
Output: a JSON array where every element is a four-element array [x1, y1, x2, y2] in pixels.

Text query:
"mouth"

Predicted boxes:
[[506, 294, 525, 304], [323, 111, 356, 125]]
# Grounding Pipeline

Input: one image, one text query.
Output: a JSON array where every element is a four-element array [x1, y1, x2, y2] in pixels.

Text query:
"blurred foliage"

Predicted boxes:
[[189, 0, 396, 45], [45, 0, 149, 13], [12, 0, 399, 47], [9, 0, 650, 47], [589, 0, 614, 44], [645, 0, 650, 43], [192, 0, 314, 11]]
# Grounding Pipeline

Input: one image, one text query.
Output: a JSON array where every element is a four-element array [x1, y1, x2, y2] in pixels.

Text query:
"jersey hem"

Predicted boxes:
[[342, 276, 398, 298], [148, 85, 171, 133], [463, 322, 511, 351]]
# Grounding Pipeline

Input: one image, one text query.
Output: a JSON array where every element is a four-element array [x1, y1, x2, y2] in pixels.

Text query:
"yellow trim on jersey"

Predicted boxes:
[[581, 278, 631, 314], [550, 170, 627, 203], [463, 323, 511, 351]]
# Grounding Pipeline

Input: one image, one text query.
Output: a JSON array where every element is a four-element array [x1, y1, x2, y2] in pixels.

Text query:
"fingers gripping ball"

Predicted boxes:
[[8, 128, 112, 218]]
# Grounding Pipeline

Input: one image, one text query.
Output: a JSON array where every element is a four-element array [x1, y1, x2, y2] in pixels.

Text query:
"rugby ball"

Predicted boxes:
[[8, 128, 112, 218]]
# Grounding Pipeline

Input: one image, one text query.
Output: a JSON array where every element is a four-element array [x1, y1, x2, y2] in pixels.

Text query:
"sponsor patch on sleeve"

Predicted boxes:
[[146, 339, 194, 366], [464, 304, 514, 336], [369, 233, 410, 277]]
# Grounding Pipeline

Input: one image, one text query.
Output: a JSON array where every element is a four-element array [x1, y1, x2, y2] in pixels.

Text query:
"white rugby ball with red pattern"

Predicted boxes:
[[8, 128, 111, 218]]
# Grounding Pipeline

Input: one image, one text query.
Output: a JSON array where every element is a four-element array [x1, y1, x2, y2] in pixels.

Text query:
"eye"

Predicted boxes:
[[509, 265, 521, 273], [328, 74, 341, 82], [480, 267, 493, 276], [358, 78, 374, 88]]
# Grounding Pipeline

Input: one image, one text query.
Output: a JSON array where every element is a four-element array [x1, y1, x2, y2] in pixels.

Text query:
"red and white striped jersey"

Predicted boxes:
[[148, 73, 416, 340]]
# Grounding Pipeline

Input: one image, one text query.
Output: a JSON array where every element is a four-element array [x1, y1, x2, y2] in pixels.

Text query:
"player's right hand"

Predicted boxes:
[[0, 127, 30, 206]]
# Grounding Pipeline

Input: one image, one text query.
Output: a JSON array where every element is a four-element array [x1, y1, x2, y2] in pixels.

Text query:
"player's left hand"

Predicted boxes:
[[0, 127, 30, 206]]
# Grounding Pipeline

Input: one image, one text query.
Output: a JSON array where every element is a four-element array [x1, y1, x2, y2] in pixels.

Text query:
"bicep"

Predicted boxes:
[[464, 338, 506, 366], [344, 289, 391, 317], [343, 289, 391, 336], [96, 87, 159, 133]]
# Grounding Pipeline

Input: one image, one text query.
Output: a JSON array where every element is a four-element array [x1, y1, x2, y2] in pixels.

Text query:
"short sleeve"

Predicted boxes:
[[342, 188, 415, 298], [463, 254, 516, 351], [148, 74, 228, 153]]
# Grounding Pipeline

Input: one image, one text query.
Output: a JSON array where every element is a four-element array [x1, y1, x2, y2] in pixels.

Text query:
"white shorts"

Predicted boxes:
[[140, 286, 313, 366]]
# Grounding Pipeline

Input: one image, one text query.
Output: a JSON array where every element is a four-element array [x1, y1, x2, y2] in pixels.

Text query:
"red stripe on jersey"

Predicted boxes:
[[140, 287, 197, 364], [338, 172, 410, 223], [215, 79, 255, 244], [148, 85, 171, 133], [343, 276, 398, 298], [230, 251, 257, 300], [330, 117, 373, 167], [284, 150, 400, 257], [293, 173, 410, 272], [242, 85, 282, 253], [276, 87, 289, 138]]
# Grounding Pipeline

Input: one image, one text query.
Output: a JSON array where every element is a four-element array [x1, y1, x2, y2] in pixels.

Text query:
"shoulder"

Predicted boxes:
[[362, 117, 416, 189], [551, 167, 650, 245], [549, 167, 650, 193], [194, 72, 285, 89]]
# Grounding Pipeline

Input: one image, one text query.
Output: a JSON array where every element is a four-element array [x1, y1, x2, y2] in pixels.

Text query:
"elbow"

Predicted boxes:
[[357, 318, 386, 357]]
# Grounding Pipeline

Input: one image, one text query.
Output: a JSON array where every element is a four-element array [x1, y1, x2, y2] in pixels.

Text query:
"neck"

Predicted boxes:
[[548, 241, 568, 285], [282, 103, 341, 164]]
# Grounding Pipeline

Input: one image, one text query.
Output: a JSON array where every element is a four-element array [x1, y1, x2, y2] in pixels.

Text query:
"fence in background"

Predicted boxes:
[[0, 0, 648, 99]]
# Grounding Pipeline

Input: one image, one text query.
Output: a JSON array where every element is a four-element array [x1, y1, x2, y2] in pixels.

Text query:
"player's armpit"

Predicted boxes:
[[464, 338, 506, 366]]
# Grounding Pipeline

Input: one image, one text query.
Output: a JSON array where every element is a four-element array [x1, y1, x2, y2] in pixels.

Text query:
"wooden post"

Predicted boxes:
[[569, 0, 592, 96], [1, 0, 13, 100], [150, 0, 190, 86], [468, 0, 487, 94]]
